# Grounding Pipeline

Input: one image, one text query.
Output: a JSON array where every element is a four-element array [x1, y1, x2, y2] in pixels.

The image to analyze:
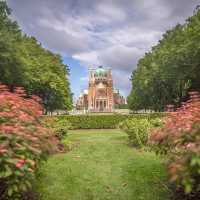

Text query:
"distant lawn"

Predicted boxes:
[[35, 129, 169, 200]]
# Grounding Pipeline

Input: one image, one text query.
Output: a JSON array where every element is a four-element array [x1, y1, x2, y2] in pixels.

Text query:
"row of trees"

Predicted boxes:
[[0, 2, 72, 112], [128, 7, 200, 111]]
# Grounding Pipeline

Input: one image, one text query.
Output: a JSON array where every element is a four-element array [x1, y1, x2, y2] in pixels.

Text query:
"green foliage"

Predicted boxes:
[[119, 118, 162, 147], [114, 104, 129, 109], [0, 1, 72, 112], [61, 138, 74, 151], [43, 117, 71, 140], [128, 8, 200, 111], [150, 92, 200, 196], [51, 113, 164, 130], [0, 85, 54, 200]]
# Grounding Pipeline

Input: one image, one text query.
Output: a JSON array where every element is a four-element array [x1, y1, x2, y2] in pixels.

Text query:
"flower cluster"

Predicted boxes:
[[0, 84, 53, 199], [150, 91, 200, 194]]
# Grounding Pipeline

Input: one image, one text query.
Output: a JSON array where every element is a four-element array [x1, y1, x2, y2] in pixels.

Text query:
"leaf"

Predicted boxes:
[[7, 188, 13, 197]]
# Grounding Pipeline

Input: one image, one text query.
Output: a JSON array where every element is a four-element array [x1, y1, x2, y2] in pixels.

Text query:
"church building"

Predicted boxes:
[[76, 66, 125, 112], [88, 66, 113, 112]]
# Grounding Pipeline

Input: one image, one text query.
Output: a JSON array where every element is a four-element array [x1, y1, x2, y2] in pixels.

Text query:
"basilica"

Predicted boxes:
[[76, 66, 126, 112]]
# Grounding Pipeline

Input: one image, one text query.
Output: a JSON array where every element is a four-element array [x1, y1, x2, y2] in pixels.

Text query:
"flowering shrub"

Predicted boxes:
[[150, 91, 200, 195], [119, 118, 162, 148], [0, 84, 53, 199]]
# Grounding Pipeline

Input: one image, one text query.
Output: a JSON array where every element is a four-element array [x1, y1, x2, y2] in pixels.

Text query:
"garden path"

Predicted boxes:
[[36, 129, 169, 200]]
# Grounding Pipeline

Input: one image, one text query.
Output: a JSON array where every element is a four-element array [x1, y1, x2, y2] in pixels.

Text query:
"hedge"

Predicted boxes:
[[48, 113, 165, 129]]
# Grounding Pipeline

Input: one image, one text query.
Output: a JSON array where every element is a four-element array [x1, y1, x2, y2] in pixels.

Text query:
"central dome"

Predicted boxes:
[[95, 66, 107, 77]]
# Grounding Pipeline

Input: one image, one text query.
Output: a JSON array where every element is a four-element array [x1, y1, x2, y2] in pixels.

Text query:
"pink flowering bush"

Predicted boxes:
[[0, 84, 53, 199], [150, 91, 200, 196]]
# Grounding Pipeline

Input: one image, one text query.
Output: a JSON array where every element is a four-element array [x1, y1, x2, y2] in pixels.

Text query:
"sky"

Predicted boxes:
[[6, 0, 200, 100]]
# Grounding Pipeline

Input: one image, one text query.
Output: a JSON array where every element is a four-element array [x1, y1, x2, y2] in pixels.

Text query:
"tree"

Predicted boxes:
[[128, 9, 200, 111], [0, 2, 72, 112]]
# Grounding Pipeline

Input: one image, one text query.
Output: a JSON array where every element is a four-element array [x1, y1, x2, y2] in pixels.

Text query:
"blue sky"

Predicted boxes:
[[7, 0, 200, 100], [63, 56, 88, 100]]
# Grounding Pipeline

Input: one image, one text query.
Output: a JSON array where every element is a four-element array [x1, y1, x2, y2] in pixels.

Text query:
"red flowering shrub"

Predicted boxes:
[[150, 91, 200, 195], [0, 84, 53, 199]]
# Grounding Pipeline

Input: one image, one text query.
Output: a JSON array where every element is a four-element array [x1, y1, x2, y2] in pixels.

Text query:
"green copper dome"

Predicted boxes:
[[95, 66, 107, 77]]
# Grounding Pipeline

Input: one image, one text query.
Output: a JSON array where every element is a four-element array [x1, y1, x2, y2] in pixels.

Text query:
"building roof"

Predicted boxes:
[[95, 66, 107, 77]]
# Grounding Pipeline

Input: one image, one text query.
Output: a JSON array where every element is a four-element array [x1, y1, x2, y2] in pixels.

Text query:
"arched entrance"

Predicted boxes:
[[99, 101, 103, 111], [96, 99, 107, 112]]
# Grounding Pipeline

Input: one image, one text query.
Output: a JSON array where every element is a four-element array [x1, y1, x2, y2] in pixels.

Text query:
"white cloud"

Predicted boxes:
[[96, 2, 127, 23], [73, 51, 100, 66], [7, 0, 200, 96], [100, 45, 144, 70]]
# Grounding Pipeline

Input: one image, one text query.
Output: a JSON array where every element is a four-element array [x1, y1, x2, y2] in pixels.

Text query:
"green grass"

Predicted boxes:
[[36, 129, 169, 200]]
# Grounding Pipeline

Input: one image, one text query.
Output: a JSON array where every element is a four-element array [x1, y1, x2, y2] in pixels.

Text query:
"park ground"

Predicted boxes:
[[35, 129, 170, 200]]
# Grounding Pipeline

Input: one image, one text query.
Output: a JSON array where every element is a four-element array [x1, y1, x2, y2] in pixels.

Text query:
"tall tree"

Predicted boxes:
[[0, 1, 72, 111], [128, 7, 200, 111]]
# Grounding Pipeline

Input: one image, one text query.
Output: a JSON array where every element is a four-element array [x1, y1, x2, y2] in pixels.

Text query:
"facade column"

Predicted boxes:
[[96, 100, 98, 110]]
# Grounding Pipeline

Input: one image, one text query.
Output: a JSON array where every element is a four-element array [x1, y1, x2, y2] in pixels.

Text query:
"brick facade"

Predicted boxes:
[[88, 66, 113, 112], [76, 66, 125, 112]]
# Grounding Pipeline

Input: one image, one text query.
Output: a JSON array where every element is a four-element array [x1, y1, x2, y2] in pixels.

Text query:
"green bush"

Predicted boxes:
[[61, 138, 74, 151], [50, 113, 164, 130], [119, 118, 162, 148], [44, 117, 71, 140]]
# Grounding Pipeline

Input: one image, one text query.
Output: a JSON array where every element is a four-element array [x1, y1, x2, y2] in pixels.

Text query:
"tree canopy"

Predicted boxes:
[[128, 7, 200, 111], [0, 1, 72, 112]]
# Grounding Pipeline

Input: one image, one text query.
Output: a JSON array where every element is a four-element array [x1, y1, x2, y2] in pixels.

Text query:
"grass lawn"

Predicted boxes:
[[35, 129, 169, 200]]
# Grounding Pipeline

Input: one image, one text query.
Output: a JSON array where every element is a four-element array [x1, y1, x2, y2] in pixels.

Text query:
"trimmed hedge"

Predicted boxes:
[[49, 113, 165, 129]]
